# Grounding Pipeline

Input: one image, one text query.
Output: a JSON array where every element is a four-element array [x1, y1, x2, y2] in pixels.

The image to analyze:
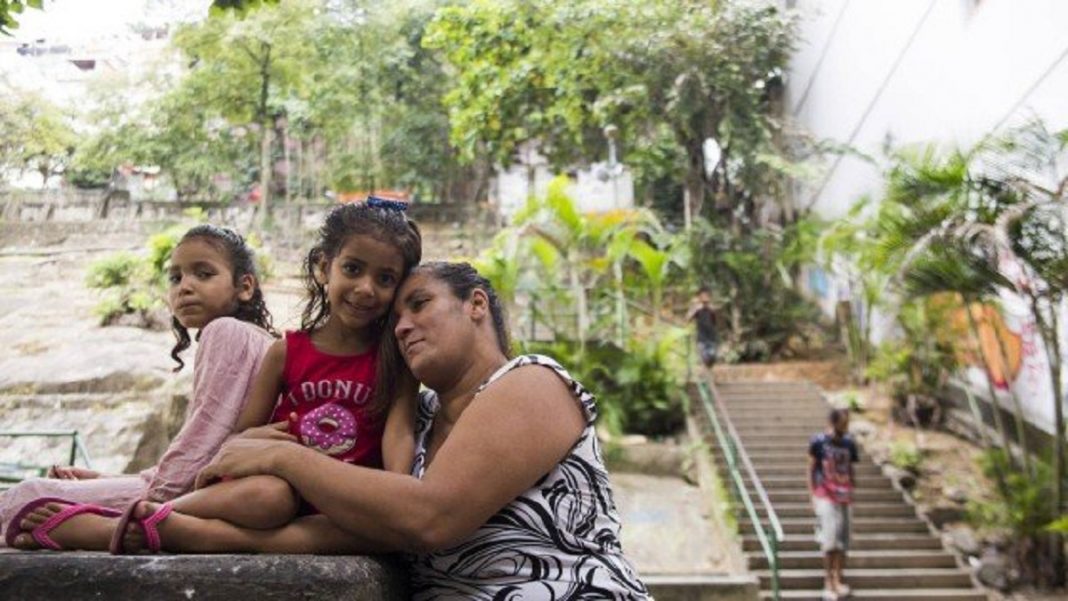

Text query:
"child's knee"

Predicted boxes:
[[235, 475, 298, 528]]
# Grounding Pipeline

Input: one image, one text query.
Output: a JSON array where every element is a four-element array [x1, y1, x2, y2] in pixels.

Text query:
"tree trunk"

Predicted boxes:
[[256, 43, 273, 231], [1030, 293, 1066, 586]]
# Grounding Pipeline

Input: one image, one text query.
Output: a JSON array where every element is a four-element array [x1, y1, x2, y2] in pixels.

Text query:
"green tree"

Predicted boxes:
[[171, 0, 317, 215], [0, 88, 77, 186], [425, 0, 797, 220], [0, 0, 43, 35]]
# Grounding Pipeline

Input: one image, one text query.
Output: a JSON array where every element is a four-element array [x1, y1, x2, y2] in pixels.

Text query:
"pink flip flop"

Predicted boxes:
[[109, 500, 174, 554], [4, 496, 121, 550]]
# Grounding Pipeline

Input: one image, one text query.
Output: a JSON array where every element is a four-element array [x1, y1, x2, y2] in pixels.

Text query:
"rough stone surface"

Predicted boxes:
[[612, 472, 727, 574], [606, 441, 687, 478], [943, 525, 983, 557], [922, 503, 966, 529], [0, 551, 409, 600], [643, 574, 759, 601], [975, 547, 1016, 591], [884, 465, 917, 490], [945, 486, 969, 504]]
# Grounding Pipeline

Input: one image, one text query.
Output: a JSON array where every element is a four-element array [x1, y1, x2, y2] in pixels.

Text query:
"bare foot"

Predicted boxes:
[[11, 502, 115, 551], [119, 501, 185, 553]]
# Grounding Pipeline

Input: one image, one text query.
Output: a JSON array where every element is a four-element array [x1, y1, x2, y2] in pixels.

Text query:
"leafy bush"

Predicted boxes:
[[689, 217, 825, 361], [968, 450, 1056, 537], [889, 440, 923, 473], [841, 391, 864, 413], [85, 252, 142, 289], [522, 331, 687, 438], [85, 225, 184, 327]]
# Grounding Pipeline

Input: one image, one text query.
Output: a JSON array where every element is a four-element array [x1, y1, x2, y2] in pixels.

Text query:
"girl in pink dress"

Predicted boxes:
[[3, 224, 276, 550]]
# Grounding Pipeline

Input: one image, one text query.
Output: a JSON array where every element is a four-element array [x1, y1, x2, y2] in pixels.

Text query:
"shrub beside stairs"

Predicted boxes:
[[703, 379, 988, 601]]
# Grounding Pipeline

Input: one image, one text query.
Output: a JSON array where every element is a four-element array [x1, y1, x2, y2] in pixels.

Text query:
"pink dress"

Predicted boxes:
[[0, 317, 274, 544]]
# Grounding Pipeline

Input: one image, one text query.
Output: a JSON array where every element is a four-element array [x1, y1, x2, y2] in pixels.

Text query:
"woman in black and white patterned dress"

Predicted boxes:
[[193, 261, 648, 599]]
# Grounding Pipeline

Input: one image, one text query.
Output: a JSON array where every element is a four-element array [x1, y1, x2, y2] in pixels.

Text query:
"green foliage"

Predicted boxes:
[[0, 87, 76, 185], [85, 252, 142, 290], [841, 391, 864, 413], [522, 334, 686, 438], [689, 215, 824, 361], [425, 0, 798, 215], [888, 440, 923, 474], [866, 298, 957, 399], [1046, 515, 1068, 534], [969, 450, 1057, 537], [479, 180, 690, 436], [0, 0, 43, 36], [85, 225, 184, 326]]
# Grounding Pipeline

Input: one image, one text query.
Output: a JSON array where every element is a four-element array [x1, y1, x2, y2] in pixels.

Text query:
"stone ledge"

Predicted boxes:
[[0, 551, 408, 600], [644, 573, 759, 601]]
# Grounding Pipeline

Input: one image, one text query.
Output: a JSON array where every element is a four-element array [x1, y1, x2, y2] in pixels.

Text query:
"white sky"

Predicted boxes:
[[11, 0, 210, 44]]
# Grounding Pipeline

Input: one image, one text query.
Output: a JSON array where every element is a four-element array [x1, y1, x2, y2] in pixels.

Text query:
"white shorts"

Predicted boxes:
[[813, 496, 851, 553]]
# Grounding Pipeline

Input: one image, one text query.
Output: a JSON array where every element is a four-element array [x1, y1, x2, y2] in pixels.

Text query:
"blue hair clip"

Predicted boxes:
[[367, 196, 409, 212]]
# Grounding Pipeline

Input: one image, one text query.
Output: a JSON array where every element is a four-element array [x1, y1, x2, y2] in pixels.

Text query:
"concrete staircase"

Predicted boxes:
[[706, 380, 987, 601]]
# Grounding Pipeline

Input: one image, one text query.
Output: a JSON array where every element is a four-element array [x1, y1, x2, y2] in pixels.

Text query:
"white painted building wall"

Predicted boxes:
[[490, 143, 635, 217], [787, 0, 1068, 434]]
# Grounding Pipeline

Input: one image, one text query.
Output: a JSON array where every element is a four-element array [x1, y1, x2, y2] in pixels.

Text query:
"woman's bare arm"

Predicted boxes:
[[197, 365, 585, 553]]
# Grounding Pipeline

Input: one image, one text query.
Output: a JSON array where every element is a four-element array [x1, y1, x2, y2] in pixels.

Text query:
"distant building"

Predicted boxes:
[[490, 142, 635, 217]]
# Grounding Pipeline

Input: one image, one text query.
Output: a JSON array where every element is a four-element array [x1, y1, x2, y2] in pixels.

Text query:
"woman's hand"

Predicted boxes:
[[47, 465, 100, 480], [238, 418, 298, 442], [195, 437, 298, 489]]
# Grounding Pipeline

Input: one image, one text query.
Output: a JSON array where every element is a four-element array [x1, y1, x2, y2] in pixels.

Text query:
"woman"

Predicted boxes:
[[106, 262, 648, 598]]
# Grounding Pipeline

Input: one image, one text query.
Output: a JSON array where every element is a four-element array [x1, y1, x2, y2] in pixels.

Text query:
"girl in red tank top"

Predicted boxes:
[[99, 201, 424, 539]]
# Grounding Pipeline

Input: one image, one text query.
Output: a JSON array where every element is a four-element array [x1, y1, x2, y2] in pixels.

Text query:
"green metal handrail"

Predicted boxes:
[[0, 430, 93, 482], [697, 380, 783, 600]]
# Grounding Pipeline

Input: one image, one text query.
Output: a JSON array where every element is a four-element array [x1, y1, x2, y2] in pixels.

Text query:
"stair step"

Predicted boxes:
[[745, 534, 944, 552], [720, 402, 827, 410], [717, 463, 883, 477], [767, 490, 903, 503], [756, 568, 973, 589], [752, 503, 916, 519], [717, 459, 879, 474], [763, 589, 988, 601], [743, 476, 894, 490], [749, 550, 959, 570], [739, 518, 930, 534]]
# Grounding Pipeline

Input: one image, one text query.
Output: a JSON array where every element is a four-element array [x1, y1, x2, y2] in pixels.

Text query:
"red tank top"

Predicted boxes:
[[270, 330, 384, 469]]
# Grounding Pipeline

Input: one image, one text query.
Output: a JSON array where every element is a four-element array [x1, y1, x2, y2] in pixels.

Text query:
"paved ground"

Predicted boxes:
[[613, 472, 730, 574]]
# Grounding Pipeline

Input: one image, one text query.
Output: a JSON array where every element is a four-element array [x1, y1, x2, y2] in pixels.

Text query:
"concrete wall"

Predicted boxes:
[[787, 0, 1068, 219]]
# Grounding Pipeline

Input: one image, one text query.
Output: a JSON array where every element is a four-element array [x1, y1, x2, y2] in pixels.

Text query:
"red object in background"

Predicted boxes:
[[336, 189, 411, 204]]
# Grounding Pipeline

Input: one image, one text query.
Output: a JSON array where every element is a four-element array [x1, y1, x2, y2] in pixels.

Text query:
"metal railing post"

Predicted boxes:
[[697, 381, 783, 601]]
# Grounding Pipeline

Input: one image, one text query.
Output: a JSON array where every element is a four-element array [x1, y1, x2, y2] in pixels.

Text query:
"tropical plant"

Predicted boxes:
[[475, 178, 690, 436], [889, 440, 923, 474], [832, 121, 1068, 585], [689, 215, 824, 361]]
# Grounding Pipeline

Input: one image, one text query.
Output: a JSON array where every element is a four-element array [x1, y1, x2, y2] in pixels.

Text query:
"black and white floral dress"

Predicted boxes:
[[409, 354, 650, 600]]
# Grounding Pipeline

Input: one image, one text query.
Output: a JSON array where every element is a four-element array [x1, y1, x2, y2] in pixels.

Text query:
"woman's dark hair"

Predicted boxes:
[[301, 202, 423, 416], [411, 261, 512, 358], [170, 224, 276, 371]]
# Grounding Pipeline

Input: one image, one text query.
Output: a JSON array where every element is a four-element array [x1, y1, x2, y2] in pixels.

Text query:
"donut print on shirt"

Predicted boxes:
[[270, 330, 385, 469], [297, 403, 358, 456]]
